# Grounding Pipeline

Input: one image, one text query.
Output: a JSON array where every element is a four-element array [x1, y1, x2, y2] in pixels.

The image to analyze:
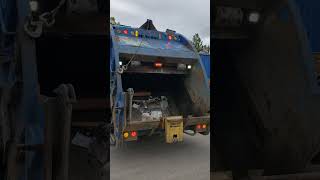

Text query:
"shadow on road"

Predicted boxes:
[[113, 134, 209, 156], [111, 134, 210, 180]]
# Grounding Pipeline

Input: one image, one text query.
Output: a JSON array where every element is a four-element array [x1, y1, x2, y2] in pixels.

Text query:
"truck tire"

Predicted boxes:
[[200, 129, 210, 135]]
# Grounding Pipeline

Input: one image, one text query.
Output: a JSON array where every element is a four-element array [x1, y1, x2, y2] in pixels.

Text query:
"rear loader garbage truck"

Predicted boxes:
[[110, 20, 210, 146]]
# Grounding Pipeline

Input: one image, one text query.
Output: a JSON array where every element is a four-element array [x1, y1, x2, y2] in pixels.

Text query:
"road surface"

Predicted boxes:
[[110, 133, 210, 180]]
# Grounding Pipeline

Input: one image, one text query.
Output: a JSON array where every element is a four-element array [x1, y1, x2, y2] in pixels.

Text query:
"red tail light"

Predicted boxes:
[[168, 35, 172, 40], [123, 29, 128, 34], [196, 124, 201, 129], [131, 131, 137, 137], [154, 62, 163, 68]]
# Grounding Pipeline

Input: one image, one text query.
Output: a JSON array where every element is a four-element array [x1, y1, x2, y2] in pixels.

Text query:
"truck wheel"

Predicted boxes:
[[200, 126, 210, 135]]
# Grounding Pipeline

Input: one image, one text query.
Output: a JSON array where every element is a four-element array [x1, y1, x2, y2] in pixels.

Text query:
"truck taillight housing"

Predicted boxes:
[[123, 131, 137, 138], [131, 131, 137, 137], [123, 132, 129, 138], [154, 62, 163, 68], [196, 124, 207, 130]]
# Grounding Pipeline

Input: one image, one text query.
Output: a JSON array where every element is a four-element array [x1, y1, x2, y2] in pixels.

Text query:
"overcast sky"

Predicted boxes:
[[110, 0, 210, 45]]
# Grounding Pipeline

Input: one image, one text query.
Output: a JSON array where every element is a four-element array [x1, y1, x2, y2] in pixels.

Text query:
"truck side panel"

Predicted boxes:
[[213, 0, 320, 175], [295, 0, 320, 53], [200, 54, 210, 80]]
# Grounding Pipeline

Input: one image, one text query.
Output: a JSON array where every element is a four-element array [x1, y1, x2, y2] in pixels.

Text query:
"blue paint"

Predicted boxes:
[[200, 53, 210, 79], [0, 0, 17, 33], [1, 0, 45, 179], [279, 7, 290, 22], [295, 0, 320, 53]]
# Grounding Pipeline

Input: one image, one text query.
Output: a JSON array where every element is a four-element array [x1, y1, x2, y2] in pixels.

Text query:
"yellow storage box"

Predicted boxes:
[[165, 116, 184, 143]]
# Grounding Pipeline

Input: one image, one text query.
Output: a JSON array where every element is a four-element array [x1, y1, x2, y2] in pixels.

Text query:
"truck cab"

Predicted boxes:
[[110, 20, 210, 145]]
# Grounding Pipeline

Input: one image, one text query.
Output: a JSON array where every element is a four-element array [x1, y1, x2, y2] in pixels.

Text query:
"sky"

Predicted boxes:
[[110, 0, 210, 45]]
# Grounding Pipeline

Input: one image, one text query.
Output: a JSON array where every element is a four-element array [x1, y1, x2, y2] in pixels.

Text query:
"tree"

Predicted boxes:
[[202, 44, 210, 54], [110, 17, 120, 25], [192, 33, 203, 52]]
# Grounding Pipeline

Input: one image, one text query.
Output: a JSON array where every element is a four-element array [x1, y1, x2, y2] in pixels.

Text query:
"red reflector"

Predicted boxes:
[[123, 29, 128, 34], [168, 35, 172, 40], [131, 131, 137, 137], [154, 62, 162, 68], [196, 124, 201, 129]]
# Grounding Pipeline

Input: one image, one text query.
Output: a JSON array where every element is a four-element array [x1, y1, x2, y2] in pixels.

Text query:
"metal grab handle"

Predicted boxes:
[[127, 88, 134, 122]]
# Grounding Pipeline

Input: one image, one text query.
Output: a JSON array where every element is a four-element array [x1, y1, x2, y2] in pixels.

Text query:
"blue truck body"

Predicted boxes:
[[199, 53, 210, 80], [1, 0, 45, 179], [295, 0, 320, 53]]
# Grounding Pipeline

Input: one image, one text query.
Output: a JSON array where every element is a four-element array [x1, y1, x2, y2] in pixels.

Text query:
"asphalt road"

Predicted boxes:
[[110, 133, 210, 180]]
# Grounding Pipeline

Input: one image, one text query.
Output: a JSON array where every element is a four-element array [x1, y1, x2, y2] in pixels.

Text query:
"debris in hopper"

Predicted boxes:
[[160, 96, 168, 110], [132, 103, 140, 109], [151, 110, 162, 120], [142, 101, 148, 109], [142, 112, 152, 121], [133, 96, 169, 120]]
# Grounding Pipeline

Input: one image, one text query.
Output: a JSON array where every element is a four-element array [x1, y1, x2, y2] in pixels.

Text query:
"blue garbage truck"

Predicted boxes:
[[110, 20, 210, 146]]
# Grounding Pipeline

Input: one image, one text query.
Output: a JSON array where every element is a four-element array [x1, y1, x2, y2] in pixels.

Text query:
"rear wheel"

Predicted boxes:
[[200, 125, 210, 135]]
